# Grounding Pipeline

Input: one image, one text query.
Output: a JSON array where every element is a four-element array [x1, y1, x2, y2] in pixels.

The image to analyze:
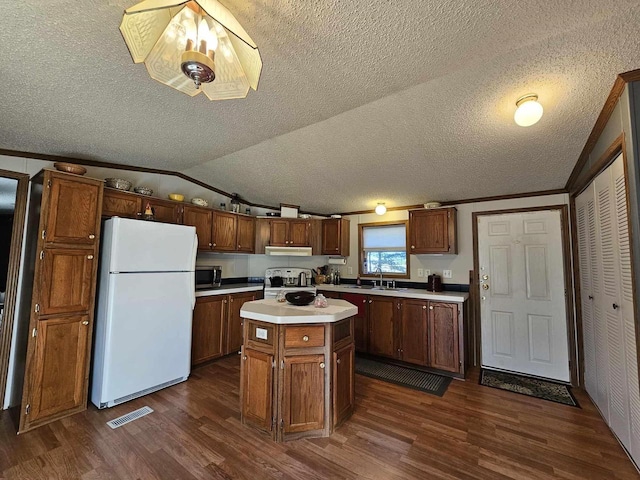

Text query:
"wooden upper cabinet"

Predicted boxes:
[[212, 211, 237, 252], [183, 205, 213, 250], [399, 299, 428, 366], [45, 174, 102, 245], [289, 220, 310, 246], [368, 296, 396, 358], [321, 218, 350, 256], [236, 216, 255, 253], [282, 354, 325, 434], [269, 219, 289, 246], [255, 218, 271, 254], [191, 295, 226, 365], [27, 314, 91, 425], [102, 189, 142, 219], [39, 248, 95, 316], [409, 208, 457, 254], [428, 302, 460, 372], [145, 198, 182, 224], [241, 348, 274, 431]]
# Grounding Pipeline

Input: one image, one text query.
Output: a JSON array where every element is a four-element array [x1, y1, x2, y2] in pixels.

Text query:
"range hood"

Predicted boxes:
[[265, 246, 312, 256]]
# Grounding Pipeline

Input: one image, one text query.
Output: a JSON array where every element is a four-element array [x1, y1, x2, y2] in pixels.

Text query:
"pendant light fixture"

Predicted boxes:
[[375, 203, 387, 215], [514, 94, 543, 127], [120, 0, 262, 100]]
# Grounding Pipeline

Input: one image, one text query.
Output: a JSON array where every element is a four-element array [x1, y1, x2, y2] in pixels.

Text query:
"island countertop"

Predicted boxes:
[[240, 298, 357, 324]]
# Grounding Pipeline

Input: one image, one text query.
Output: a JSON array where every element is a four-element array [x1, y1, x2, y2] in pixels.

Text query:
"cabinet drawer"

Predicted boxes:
[[284, 325, 325, 348]]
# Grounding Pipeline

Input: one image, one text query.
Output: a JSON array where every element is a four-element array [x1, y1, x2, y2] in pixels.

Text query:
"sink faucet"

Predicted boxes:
[[375, 267, 383, 287]]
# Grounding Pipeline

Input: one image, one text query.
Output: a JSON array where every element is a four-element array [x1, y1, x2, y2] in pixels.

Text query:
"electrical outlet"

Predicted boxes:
[[443, 269, 452, 279], [348, 266, 353, 275], [425, 269, 431, 277], [417, 268, 424, 277]]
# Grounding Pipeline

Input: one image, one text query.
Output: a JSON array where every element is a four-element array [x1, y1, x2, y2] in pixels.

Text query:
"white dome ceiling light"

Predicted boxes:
[[375, 203, 387, 215], [514, 94, 543, 127]]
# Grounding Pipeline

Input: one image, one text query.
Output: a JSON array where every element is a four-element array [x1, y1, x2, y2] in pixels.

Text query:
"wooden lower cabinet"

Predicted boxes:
[[368, 296, 396, 358], [399, 299, 428, 365], [240, 318, 355, 441], [241, 349, 274, 431], [428, 302, 460, 373], [341, 292, 368, 352], [27, 314, 90, 425], [191, 296, 226, 365], [226, 292, 257, 354]]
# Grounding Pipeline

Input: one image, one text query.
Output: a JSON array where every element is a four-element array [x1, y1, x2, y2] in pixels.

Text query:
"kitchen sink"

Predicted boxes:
[[342, 284, 375, 289], [372, 286, 408, 291]]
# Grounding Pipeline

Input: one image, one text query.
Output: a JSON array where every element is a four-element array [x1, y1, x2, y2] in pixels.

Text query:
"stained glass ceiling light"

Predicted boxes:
[[120, 0, 262, 100]]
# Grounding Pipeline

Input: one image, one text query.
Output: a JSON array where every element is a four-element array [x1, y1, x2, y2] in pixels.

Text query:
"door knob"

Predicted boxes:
[[482, 284, 489, 290], [87, 255, 94, 260], [302, 335, 309, 342], [319, 362, 325, 369], [429, 305, 434, 310], [82, 321, 89, 325], [336, 359, 341, 364], [88, 234, 95, 239]]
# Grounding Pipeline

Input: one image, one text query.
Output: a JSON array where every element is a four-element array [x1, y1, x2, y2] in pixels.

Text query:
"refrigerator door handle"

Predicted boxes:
[[190, 234, 198, 310]]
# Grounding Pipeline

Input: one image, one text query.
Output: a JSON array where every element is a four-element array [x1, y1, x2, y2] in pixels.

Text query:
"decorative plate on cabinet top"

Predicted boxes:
[[134, 186, 153, 196], [53, 162, 87, 175], [105, 178, 132, 191], [191, 197, 208, 207], [423, 202, 442, 209]]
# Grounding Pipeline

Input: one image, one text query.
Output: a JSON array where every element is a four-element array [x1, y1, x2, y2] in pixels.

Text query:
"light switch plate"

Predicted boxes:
[[348, 266, 353, 275], [425, 269, 431, 277], [443, 270, 452, 278], [417, 268, 424, 277]]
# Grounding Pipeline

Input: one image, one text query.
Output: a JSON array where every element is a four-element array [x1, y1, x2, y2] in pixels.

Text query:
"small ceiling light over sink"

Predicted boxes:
[[120, 0, 262, 100], [375, 203, 387, 215], [514, 94, 543, 127]]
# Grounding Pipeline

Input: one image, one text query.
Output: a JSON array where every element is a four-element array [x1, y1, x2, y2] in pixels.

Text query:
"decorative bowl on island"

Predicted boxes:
[[168, 193, 185, 202], [105, 178, 132, 191], [285, 291, 316, 306]]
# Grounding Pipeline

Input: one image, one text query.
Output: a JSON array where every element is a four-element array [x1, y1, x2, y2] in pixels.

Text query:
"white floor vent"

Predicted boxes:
[[106, 406, 153, 429]]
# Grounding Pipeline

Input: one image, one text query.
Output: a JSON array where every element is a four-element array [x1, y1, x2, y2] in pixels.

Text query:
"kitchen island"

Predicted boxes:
[[240, 299, 357, 442]]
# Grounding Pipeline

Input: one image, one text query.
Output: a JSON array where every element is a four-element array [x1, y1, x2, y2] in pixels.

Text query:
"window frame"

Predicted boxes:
[[358, 220, 410, 279]]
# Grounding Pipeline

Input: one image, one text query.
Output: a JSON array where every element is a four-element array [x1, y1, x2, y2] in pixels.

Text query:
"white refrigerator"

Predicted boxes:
[[91, 217, 198, 408]]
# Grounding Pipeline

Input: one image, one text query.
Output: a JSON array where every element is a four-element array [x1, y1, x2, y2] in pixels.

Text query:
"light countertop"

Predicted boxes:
[[316, 284, 469, 303], [195, 283, 264, 297], [240, 299, 357, 324]]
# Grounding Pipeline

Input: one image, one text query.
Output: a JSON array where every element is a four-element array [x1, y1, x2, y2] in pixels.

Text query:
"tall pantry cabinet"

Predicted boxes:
[[19, 170, 103, 433], [575, 153, 640, 463]]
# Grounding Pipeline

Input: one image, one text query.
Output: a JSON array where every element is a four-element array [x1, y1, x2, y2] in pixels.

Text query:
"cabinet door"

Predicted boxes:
[[270, 220, 289, 246], [241, 348, 273, 431], [399, 299, 428, 365], [102, 189, 142, 219], [191, 296, 226, 365], [289, 220, 310, 246], [23, 314, 90, 429], [282, 354, 325, 434], [342, 293, 368, 352], [227, 292, 255, 354], [321, 219, 340, 254], [368, 297, 396, 358], [409, 208, 456, 254], [212, 211, 237, 251], [39, 248, 95, 316], [183, 206, 212, 250], [428, 302, 460, 372], [333, 344, 354, 427], [236, 216, 255, 253], [45, 175, 101, 245], [146, 198, 181, 224]]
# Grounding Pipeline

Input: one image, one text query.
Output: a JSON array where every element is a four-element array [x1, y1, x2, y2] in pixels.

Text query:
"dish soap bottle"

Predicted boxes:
[[356, 275, 361, 286]]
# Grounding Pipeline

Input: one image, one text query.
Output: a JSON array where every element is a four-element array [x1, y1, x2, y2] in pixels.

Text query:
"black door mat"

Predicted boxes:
[[480, 369, 579, 407], [355, 357, 451, 397]]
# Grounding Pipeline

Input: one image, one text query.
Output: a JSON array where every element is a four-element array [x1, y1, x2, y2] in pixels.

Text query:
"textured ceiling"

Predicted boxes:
[[1, 1, 640, 213]]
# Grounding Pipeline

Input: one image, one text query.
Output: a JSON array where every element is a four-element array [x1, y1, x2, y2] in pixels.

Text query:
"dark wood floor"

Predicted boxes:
[[1, 356, 638, 479]]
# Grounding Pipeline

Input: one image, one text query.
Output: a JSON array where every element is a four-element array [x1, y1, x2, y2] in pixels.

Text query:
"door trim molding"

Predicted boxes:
[[472, 205, 576, 385], [0, 169, 29, 406]]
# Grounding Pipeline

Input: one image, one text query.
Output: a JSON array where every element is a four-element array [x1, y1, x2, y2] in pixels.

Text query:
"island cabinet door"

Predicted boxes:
[[368, 297, 396, 358], [399, 299, 428, 366], [333, 344, 354, 427], [241, 349, 274, 431], [282, 354, 325, 434]]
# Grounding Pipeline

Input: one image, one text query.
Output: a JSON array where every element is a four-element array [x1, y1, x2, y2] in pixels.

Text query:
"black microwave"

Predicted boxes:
[[195, 266, 222, 290]]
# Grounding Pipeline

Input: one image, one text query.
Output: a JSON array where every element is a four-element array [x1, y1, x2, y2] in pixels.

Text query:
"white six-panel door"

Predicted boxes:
[[478, 210, 570, 382]]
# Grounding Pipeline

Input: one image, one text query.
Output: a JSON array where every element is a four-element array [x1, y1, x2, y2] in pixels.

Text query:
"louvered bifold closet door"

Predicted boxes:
[[576, 189, 597, 398], [612, 156, 640, 462], [594, 158, 630, 448]]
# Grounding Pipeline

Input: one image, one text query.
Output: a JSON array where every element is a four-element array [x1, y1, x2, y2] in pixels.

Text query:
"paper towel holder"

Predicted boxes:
[[328, 257, 347, 265]]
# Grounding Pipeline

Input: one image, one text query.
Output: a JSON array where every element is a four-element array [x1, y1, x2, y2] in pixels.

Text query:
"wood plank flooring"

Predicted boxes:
[[0, 356, 637, 479]]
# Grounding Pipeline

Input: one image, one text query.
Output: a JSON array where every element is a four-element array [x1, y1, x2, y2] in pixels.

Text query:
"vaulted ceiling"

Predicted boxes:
[[1, 1, 640, 213]]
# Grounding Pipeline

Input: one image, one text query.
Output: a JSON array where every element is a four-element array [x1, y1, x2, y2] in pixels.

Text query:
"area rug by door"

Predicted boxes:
[[480, 369, 579, 407], [355, 357, 451, 397]]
